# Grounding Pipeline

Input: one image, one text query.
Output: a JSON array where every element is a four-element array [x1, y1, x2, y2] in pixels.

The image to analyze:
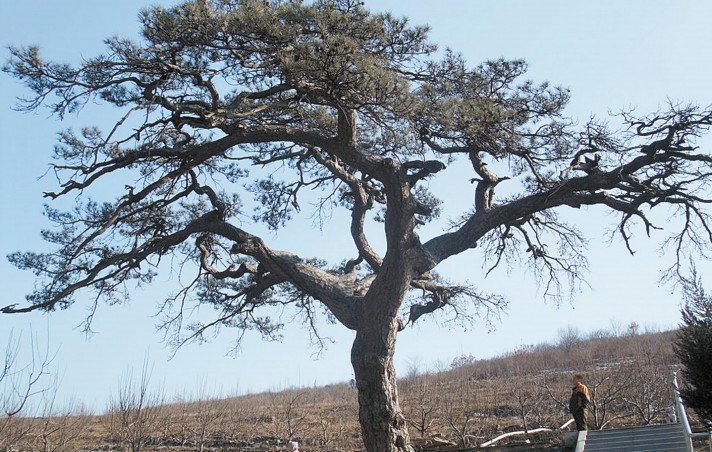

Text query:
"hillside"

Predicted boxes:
[[2, 327, 701, 451]]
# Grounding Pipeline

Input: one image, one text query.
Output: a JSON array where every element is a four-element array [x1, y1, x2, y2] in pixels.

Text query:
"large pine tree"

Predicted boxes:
[[4, 1, 712, 449]]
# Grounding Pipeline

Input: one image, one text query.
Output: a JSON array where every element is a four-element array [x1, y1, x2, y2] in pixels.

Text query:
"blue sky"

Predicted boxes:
[[1, 1, 711, 413]]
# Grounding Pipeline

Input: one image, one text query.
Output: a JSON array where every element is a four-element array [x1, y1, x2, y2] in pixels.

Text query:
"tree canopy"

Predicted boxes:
[[4, 0, 712, 449]]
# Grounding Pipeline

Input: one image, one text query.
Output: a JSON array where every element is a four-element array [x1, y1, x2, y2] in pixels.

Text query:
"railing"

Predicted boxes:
[[673, 371, 712, 452]]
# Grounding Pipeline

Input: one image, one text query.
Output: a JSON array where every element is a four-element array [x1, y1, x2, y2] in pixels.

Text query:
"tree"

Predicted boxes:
[[402, 374, 440, 439], [3, 0, 712, 450], [181, 382, 230, 452], [1, 330, 53, 450], [32, 381, 91, 452], [620, 337, 675, 426], [107, 359, 165, 452], [675, 271, 712, 427]]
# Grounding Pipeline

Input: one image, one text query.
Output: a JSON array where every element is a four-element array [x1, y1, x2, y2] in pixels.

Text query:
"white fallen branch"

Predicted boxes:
[[479, 418, 576, 448], [559, 418, 575, 430], [479, 427, 552, 448]]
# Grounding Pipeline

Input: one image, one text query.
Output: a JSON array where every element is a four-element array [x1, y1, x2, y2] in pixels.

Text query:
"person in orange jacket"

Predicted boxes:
[[569, 374, 591, 430]]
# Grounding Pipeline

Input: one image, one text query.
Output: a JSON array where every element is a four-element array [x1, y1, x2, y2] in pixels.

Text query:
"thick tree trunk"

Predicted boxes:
[[351, 316, 413, 452]]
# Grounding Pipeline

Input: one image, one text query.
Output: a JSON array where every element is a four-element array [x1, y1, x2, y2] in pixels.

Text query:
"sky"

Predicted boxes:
[[1, 0, 711, 414]]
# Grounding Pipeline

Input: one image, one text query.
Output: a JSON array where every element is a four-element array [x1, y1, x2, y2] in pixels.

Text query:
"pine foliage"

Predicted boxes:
[[676, 274, 712, 427]]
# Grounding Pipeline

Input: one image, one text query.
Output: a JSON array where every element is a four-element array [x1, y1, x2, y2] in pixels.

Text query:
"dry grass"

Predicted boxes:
[[4, 328, 708, 451]]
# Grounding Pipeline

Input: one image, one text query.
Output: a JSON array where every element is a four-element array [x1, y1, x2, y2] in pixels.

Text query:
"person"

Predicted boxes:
[[569, 374, 591, 431]]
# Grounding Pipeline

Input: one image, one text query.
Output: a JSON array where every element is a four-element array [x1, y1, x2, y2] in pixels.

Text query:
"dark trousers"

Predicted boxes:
[[573, 409, 588, 431]]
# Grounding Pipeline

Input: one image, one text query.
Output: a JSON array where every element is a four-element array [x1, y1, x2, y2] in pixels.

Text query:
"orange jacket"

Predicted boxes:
[[569, 383, 591, 413]]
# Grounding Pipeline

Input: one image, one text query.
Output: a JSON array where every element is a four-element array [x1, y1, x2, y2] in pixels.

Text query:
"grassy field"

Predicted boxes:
[[3, 327, 707, 451]]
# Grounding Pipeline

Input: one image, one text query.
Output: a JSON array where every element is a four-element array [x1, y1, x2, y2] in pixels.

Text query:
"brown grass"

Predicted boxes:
[[4, 328, 708, 451]]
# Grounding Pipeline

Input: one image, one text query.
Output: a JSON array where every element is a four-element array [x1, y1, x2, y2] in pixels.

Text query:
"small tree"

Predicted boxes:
[[33, 384, 91, 452], [442, 382, 477, 448], [402, 375, 440, 439], [107, 360, 165, 452], [1, 330, 53, 450], [174, 383, 229, 452], [265, 389, 308, 442], [195, 391, 229, 451], [675, 272, 712, 427], [619, 338, 675, 426]]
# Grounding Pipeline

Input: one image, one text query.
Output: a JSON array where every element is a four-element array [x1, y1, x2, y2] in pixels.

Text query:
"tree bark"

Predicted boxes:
[[351, 315, 413, 451]]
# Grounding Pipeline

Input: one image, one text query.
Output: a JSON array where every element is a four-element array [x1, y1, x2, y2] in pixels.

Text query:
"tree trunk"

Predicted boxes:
[[351, 316, 413, 451]]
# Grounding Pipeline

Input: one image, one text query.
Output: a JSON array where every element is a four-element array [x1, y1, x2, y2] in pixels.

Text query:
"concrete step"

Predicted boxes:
[[581, 423, 689, 452]]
